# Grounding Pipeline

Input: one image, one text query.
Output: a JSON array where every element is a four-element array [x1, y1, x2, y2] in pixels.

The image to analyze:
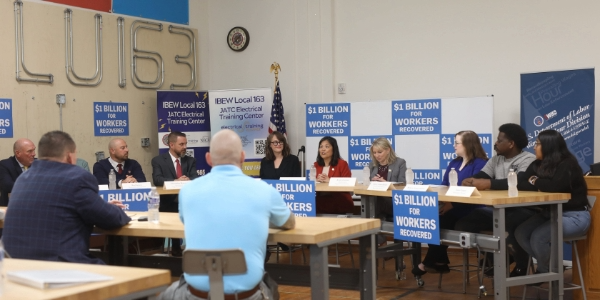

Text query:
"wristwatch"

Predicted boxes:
[[529, 176, 538, 185]]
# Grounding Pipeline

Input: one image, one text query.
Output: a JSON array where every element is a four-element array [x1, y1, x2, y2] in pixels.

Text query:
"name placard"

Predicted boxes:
[[99, 188, 151, 211], [122, 182, 152, 189], [403, 184, 430, 192], [279, 177, 306, 181], [367, 182, 392, 191], [328, 178, 357, 187], [445, 186, 480, 197], [392, 190, 440, 245], [163, 181, 192, 190], [98, 185, 108, 191], [264, 180, 316, 217]]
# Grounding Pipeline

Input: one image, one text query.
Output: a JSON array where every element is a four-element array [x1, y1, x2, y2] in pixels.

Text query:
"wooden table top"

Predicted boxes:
[[156, 187, 180, 195], [354, 186, 570, 206], [1, 258, 170, 300], [96, 213, 381, 244]]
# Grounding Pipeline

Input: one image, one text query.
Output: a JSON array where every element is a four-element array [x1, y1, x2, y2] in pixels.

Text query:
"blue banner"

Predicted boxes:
[[392, 190, 440, 244], [306, 104, 350, 137], [521, 69, 594, 172], [348, 135, 393, 169], [157, 91, 211, 176], [0, 99, 13, 138], [392, 99, 441, 135], [439, 133, 492, 168], [99, 188, 150, 211], [264, 180, 316, 217], [94, 102, 129, 136], [412, 169, 443, 185]]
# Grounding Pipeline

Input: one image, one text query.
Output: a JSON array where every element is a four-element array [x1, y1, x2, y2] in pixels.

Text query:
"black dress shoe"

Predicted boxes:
[[510, 267, 527, 277], [411, 266, 427, 276]]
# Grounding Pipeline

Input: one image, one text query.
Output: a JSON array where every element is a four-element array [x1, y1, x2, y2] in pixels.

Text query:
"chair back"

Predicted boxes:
[[587, 195, 596, 209], [182, 249, 247, 300]]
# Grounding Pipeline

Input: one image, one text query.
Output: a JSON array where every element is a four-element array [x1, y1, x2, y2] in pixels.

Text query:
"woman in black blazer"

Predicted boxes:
[[259, 131, 301, 179]]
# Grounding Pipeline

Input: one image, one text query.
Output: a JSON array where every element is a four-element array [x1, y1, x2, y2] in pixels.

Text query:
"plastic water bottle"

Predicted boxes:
[[148, 187, 160, 223], [406, 168, 414, 185], [108, 169, 116, 190], [508, 168, 518, 197], [363, 166, 371, 185], [449, 168, 458, 186], [309, 165, 317, 182]]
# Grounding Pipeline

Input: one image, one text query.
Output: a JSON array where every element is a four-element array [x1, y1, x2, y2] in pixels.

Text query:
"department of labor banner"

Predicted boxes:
[[392, 190, 440, 244], [94, 102, 129, 136], [157, 91, 211, 176], [521, 69, 595, 172], [264, 180, 316, 217], [305, 97, 494, 184], [209, 88, 273, 176]]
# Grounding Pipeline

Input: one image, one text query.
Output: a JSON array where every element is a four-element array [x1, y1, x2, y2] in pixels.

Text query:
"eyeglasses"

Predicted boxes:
[[271, 141, 283, 146], [534, 141, 541, 147], [454, 142, 462, 146]]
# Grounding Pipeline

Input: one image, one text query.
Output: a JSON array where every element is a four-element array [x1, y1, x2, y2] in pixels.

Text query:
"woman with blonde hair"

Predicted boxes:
[[368, 137, 407, 218]]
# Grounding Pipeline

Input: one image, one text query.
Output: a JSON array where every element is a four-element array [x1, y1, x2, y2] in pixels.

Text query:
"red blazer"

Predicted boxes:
[[313, 159, 352, 178], [313, 159, 353, 214]]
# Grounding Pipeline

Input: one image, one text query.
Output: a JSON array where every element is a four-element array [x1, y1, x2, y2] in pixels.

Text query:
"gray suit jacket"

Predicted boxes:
[[369, 157, 407, 183], [151, 152, 199, 186]]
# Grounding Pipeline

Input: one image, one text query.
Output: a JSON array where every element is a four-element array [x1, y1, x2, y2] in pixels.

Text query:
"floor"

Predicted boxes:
[[268, 244, 578, 300]]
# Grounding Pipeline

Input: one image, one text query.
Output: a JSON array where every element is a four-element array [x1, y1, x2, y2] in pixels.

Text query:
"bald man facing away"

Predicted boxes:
[[0, 138, 36, 206], [93, 138, 146, 188], [159, 129, 295, 300]]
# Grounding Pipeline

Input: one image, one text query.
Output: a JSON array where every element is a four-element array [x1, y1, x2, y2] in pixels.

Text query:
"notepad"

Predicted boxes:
[[7, 270, 113, 289]]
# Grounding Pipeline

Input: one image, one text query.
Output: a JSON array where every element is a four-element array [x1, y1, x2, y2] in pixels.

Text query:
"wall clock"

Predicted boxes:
[[227, 27, 250, 52]]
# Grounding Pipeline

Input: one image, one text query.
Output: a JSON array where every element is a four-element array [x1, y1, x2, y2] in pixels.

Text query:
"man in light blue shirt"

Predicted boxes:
[[160, 129, 295, 300]]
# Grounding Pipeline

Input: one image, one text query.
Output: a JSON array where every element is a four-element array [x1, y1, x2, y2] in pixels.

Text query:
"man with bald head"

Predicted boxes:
[[93, 138, 146, 187], [160, 129, 295, 300], [0, 138, 36, 206]]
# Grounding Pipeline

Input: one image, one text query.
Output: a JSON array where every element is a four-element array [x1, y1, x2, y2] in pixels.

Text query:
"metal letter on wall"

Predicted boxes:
[[117, 17, 126, 88], [64, 9, 103, 86], [14, 0, 54, 84], [168, 25, 197, 90], [130, 20, 164, 90]]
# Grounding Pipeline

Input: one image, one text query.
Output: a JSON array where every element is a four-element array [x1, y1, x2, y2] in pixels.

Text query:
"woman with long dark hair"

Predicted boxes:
[[260, 131, 301, 179], [515, 129, 590, 278], [313, 136, 353, 214]]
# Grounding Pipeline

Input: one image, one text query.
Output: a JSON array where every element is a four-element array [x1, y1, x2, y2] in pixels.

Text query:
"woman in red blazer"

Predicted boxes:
[[314, 136, 354, 214]]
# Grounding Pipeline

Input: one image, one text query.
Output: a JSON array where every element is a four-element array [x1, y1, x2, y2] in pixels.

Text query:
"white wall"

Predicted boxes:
[[192, 0, 600, 160]]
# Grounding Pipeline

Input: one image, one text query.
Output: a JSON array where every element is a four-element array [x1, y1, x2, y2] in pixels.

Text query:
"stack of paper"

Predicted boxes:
[[7, 269, 113, 289]]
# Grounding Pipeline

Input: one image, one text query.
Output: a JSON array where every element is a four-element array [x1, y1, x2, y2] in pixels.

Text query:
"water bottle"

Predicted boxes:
[[363, 166, 371, 185], [108, 169, 116, 190], [405, 167, 414, 185], [309, 165, 317, 182], [148, 187, 160, 223], [508, 168, 518, 197], [449, 168, 458, 186]]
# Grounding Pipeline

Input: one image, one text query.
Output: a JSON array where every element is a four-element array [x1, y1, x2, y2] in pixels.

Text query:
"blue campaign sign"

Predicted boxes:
[[439, 133, 493, 168], [413, 169, 442, 185], [306, 103, 350, 137], [348, 135, 393, 170], [99, 188, 150, 211], [0, 99, 13, 138], [392, 190, 440, 244], [94, 102, 129, 136], [392, 99, 441, 135], [264, 180, 316, 217]]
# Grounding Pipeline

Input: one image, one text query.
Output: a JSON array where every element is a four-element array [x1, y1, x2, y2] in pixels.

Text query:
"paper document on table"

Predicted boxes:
[[7, 269, 113, 289]]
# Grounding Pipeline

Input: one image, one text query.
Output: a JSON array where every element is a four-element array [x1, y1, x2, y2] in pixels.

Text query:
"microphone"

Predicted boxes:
[[297, 145, 305, 156]]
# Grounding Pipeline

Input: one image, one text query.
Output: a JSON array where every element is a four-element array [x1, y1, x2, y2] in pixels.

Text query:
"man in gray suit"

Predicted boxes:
[[151, 131, 199, 256]]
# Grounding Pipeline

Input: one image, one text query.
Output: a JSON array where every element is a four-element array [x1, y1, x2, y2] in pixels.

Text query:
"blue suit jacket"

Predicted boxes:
[[0, 156, 23, 206], [3, 160, 131, 264], [92, 158, 146, 186]]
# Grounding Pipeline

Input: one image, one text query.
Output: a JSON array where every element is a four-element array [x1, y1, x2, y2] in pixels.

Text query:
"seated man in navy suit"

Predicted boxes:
[[3, 131, 131, 264], [0, 138, 36, 206], [93, 138, 146, 187]]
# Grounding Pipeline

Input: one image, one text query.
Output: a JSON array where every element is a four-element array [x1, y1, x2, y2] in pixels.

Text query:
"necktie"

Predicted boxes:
[[117, 164, 123, 174], [23, 166, 28, 171], [176, 159, 183, 178]]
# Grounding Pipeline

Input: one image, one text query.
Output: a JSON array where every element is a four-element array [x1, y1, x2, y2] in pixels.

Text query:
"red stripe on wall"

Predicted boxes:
[[44, 0, 111, 12]]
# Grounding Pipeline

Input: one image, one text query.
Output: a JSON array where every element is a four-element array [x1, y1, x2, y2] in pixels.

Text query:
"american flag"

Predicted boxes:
[[269, 80, 287, 136]]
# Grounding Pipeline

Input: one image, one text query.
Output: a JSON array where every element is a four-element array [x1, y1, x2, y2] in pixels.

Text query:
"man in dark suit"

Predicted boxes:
[[151, 131, 198, 256], [0, 138, 36, 206], [93, 138, 146, 187], [2, 131, 130, 264]]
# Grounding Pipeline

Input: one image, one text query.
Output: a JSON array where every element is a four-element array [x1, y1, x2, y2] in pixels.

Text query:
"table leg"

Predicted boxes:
[[309, 244, 329, 300], [108, 235, 128, 266], [362, 195, 376, 219], [549, 203, 564, 299], [359, 234, 376, 300], [493, 207, 508, 299]]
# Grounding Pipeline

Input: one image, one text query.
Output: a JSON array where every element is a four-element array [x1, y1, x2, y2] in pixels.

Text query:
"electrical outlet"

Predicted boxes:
[[337, 83, 346, 94], [141, 138, 150, 147], [459, 232, 472, 248], [56, 94, 66, 104]]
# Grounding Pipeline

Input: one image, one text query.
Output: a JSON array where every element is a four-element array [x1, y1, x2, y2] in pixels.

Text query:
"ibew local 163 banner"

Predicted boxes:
[[393, 190, 439, 245], [99, 188, 150, 211], [209, 88, 272, 176], [94, 102, 128, 136], [521, 69, 594, 172], [0, 99, 13, 138], [157, 91, 212, 176], [264, 180, 316, 217]]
